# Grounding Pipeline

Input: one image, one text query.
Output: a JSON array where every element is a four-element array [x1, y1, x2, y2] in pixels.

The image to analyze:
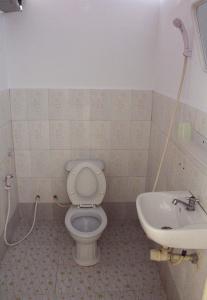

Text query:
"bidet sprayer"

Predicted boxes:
[[5, 174, 14, 190], [173, 18, 192, 57]]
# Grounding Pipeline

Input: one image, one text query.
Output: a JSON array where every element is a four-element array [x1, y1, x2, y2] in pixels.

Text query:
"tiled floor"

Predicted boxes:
[[0, 219, 167, 300]]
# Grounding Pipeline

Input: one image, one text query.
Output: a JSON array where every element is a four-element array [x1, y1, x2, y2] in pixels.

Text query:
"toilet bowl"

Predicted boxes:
[[64, 160, 107, 266]]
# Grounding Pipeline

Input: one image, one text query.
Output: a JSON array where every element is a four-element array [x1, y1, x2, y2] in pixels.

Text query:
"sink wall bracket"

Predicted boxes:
[[150, 247, 198, 265]]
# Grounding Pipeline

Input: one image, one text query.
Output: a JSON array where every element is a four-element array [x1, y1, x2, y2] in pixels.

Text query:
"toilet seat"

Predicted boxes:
[[65, 159, 107, 266], [67, 161, 106, 206], [65, 206, 107, 239]]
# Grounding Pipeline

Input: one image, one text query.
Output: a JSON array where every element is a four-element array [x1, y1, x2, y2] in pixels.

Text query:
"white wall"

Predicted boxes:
[[154, 0, 207, 112], [0, 15, 8, 89], [4, 0, 159, 89]]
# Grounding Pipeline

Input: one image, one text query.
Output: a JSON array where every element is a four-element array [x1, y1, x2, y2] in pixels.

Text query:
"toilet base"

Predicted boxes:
[[73, 241, 100, 266]]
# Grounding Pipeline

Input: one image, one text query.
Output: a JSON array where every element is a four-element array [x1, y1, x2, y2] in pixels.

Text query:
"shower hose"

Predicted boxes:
[[152, 56, 188, 192], [4, 176, 39, 246]]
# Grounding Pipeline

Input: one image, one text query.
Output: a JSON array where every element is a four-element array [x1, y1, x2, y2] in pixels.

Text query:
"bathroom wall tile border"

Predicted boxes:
[[11, 89, 153, 122]]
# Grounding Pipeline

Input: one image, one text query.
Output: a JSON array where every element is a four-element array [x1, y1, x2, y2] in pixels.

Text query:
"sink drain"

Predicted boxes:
[[161, 226, 173, 230]]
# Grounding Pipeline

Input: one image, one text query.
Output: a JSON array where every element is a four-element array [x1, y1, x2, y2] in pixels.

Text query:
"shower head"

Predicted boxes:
[[173, 18, 192, 57]]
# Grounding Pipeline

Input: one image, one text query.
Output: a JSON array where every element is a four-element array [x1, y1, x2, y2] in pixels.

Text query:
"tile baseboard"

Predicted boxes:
[[18, 202, 138, 223]]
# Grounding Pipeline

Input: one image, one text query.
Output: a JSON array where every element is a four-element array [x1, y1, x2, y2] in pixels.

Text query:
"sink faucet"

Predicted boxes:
[[172, 194, 199, 211]]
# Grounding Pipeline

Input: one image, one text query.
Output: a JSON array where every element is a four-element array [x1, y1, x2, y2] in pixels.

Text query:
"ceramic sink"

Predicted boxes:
[[136, 191, 207, 249]]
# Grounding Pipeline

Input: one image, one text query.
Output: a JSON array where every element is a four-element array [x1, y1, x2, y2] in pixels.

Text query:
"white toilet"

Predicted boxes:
[[64, 160, 107, 266]]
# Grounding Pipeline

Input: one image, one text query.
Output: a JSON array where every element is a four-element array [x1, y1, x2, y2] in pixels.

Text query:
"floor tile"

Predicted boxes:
[[0, 219, 167, 300]]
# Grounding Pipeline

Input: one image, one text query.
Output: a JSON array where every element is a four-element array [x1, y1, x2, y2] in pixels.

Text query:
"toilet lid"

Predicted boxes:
[[67, 161, 106, 206]]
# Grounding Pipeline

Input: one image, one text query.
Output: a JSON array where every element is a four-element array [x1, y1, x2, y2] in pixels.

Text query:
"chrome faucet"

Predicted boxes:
[[172, 194, 199, 211]]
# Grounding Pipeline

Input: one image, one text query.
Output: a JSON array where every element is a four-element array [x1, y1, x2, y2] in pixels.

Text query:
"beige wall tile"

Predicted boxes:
[[0, 123, 13, 163], [128, 150, 148, 176], [12, 121, 29, 150], [179, 103, 196, 125], [195, 109, 207, 139], [127, 177, 146, 201], [90, 150, 110, 176], [90, 90, 110, 121], [149, 123, 165, 163], [28, 121, 50, 149], [49, 121, 71, 149], [131, 90, 152, 121], [48, 89, 69, 120], [107, 177, 129, 202], [0, 158, 10, 180], [0, 90, 11, 127], [15, 151, 31, 177], [67, 90, 90, 120], [152, 92, 174, 134], [110, 121, 130, 149], [149, 93, 207, 196], [129, 121, 151, 149], [50, 150, 71, 178], [90, 121, 110, 149], [17, 178, 34, 203], [27, 90, 48, 120], [30, 151, 51, 178], [10, 89, 27, 120], [107, 176, 146, 202], [18, 178, 52, 203], [10, 89, 153, 205], [33, 178, 52, 203], [109, 90, 131, 121], [51, 179, 69, 203], [71, 121, 90, 149], [49, 89, 90, 121], [108, 150, 129, 176], [70, 149, 91, 160], [11, 89, 48, 121]]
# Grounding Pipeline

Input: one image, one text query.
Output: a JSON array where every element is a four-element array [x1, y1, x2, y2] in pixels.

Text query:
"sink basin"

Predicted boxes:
[[136, 191, 207, 249]]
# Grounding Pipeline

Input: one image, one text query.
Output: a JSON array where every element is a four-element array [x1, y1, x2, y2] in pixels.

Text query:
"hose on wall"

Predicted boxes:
[[4, 176, 39, 246], [152, 56, 188, 192]]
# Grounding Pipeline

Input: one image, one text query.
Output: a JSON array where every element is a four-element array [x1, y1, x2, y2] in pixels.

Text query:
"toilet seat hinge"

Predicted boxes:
[[78, 204, 95, 208]]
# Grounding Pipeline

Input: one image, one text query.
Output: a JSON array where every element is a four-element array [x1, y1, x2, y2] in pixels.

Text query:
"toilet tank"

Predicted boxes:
[[65, 160, 105, 172]]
